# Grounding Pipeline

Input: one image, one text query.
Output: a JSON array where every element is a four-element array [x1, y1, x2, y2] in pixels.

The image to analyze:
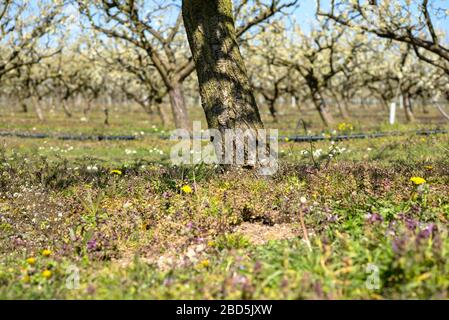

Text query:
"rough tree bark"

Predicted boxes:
[[267, 100, 278, 123], [340, 100, 350, 120], [168, 84, 190, 130], [331, 92, 349, 120], [311, 90, 334, 127], [403, 94, 416, 123], [182, 0, 264, 133], [33, 98, 45, 122], [61, 100, 72, 118], [155, 104, 170, 127]]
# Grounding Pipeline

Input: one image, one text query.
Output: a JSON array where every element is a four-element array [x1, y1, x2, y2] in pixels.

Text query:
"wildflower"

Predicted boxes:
[[110, 169, 122, 175], [26, 257, 36, 265], [22, 275, 31, 283], [300, 196, 307, 204], [87, 239, 97, 251], [207, 240, 216, 247], [410, 177, 426, 185], [199, 259, 210, 268], [337, 122, 354, 132], [181, 185, 193, 193], [125, 149, 137, 155], [392, 237, 406, 254], [424, 165, 433, 170], [42, 269, 52, 279], [284, 137, 290, 142], [416, 223, 437, 242], [403, 216, 418, 231], [162, 191, 171, 199], [365, 213, 383, 224], [87, 165, 98, 172], [42, 249, 52, 257]]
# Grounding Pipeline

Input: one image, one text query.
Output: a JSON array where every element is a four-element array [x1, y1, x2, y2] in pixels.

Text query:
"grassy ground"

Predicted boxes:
[[0, 106, 448, 299]]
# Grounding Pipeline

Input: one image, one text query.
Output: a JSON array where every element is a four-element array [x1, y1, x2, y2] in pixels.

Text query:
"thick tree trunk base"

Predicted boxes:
[[182, 0, 267, 169]]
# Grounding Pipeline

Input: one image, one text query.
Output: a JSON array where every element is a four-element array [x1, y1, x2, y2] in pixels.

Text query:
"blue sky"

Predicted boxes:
[[16, 0, 448, 46]]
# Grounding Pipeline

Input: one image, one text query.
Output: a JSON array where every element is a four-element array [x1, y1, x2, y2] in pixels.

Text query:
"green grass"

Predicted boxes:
[[0, 109, 448, 299]]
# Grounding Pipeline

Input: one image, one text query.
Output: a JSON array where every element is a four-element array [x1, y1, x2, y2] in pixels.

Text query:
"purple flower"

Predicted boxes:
[[162, 192, 171, 199], [404, 217, 419, 231], [327, 214, 338, 223], [87, 239, 97, 251], [365, 212, 383, 224], [163, 277, 174, 286], [392, 237, 407, 254], [416, 223, 437, 241], [195, 237, 205, 243]]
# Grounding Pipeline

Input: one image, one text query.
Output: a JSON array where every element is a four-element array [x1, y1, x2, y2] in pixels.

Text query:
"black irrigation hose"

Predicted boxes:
[[0, 131, 137, 141], [0, 129, 447, 143], [281, 129, 448, 143]]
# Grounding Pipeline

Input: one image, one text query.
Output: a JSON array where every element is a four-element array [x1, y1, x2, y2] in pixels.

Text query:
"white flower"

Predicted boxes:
[[87, 165, 98, 172]]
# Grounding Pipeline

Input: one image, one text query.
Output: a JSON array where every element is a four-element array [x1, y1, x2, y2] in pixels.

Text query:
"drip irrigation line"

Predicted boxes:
[[0, 128, 447, 143], [0, 131, 137, 141], [281, 129, 448, 143]]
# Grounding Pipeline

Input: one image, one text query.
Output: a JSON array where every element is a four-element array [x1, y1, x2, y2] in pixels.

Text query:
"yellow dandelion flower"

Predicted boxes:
[[22, 275, 31, 283], [110, 169, 122, 175], [410, 177, 426, 185], [284, 137, 290, 142], [42, 270, 52, 279], [199, 259, 210, 268], [181, 185, 193, 193], [337, 122, 354, 132], [26, 257, 36, 265], [42, 249, 52, 257], [207, 240, 216, 247], [424, 165, 433, 170]]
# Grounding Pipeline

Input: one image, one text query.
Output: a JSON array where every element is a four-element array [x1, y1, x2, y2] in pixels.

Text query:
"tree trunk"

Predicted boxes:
[[407, 95, 413, 112], [334, 95, 349, 120], [35, 102, 45, 122], [403, 94, 416, 123], [268, 100, 278, 123], [311, 90, 334, 127], [422, 101, 430, 114], [103, 106, 109, 126], [168, 83, 190, 130], [83, 100, 92, 117], [156, 103, 170, 127], [182, 0, 264, 134], [379, 97, 389, 112], [435, 102, 449, 122], [21, 102, 28, 113], [62, 100, 72, 118]]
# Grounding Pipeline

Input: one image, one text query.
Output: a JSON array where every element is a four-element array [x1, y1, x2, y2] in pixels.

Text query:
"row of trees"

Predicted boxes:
[[1, 0, 448, 129]]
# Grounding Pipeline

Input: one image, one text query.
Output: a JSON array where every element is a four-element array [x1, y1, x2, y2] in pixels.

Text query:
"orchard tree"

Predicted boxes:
[[0, 0, 66, 81], [273, 22, 363, 126], [89, 36, 171, 125], [317, 0, 449, 74], [246, 22, 292, 123], [78, 0, 297, 130]]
